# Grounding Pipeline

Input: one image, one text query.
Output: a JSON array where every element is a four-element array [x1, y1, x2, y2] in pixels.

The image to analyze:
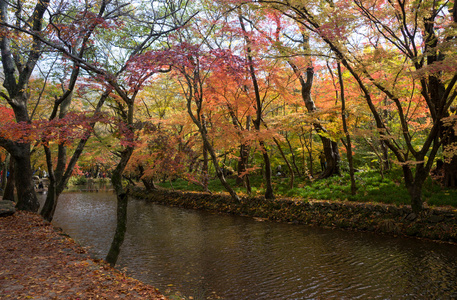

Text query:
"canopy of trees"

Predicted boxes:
[[1, 0, 456, 221]]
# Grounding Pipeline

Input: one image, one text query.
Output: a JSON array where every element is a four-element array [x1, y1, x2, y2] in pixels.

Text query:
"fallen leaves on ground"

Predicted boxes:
[[0, 211, 167, 299]]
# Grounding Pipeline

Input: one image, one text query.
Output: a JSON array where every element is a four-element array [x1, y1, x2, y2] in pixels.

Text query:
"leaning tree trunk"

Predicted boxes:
[[338, 62, 356, 195], [301, 67, 340, 178], [138, 165, 158, 192], [41, 91, 108, 221], [105, 145, 134, 266], [40, 145, 58, 221], [106, 93, 136, 267]]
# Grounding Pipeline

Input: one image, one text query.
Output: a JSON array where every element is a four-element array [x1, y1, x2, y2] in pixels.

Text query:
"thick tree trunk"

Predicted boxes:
[[406, 183, 424, 213], [443, 159, 457, 187], [319, 137, 340, 178], [403, 165, 428, 213], [13, 143, 39, 212], [0, 0, 49, 212], [138, 165, 157, 191], [1, 153, 8, 192], [3, 155, 15, 201], [142, 178, 158, 191]]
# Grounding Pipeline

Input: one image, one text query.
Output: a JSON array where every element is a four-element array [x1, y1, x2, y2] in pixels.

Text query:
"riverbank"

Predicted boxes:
[[0, 210, 167, 299], [131, 188, 457, 245]]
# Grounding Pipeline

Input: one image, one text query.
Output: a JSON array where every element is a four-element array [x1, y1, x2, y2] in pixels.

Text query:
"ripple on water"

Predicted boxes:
[[49, 193, 457, 299]]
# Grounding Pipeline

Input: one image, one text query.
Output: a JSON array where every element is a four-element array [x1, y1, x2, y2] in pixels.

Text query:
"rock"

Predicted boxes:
[[428, 214, 445, 223], [378, 219, 399, 233], [406, 212, 417, 221], [386, 206, 400, 216], [0, 200, 16, 217]]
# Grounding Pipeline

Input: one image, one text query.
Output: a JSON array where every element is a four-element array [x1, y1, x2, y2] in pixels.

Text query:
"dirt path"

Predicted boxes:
[[0, 211, 167, 299]]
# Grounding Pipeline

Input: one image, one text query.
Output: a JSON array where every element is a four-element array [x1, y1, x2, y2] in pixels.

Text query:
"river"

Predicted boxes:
[[43, 191, 457, 299]]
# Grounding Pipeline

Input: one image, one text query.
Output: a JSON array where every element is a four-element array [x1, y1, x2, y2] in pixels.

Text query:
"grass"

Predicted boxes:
[[156, 168, 457, 208]]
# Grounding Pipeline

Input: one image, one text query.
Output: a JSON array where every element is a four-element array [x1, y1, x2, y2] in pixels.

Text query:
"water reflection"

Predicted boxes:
[[49, 192, 457, 299]]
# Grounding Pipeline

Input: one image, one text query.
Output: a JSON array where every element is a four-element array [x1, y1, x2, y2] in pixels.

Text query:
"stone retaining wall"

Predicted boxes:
[[130, 189, 457, 244]]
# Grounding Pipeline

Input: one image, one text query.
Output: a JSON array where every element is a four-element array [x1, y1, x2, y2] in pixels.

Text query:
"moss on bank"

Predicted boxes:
[[130, 188, 457, 244]]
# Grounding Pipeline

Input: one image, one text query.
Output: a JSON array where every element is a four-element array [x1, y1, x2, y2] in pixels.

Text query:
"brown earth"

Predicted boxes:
[[0, 210, 167, 300]]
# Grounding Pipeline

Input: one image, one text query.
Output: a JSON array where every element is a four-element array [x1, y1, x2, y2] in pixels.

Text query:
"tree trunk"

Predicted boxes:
[[11, 144, 39, 212], [272, 137, 294, 189], [40, 145, 58, 221], [0, 0, 49, 212], [105, 146, 134, 266], [287, 44, 341, 178], [443, 119, 457, 187], [41, 91, 108, 221], [236, 142, 249, 184], [261, 143, 274, 199], [202, 136, 209, 191], [235, 116, 251, 194], [285, 134, 302, 177], [1, 153, 8, 192], [105, 190, 129, 266], [406, 182, 424, 213], [319, 137, 340, 178], [3, 155, 15, 201], [338, 62, 356, 195], [403, 164, 428, 213], [142, 178, 158, 191], [381, 140, 390, 172], [239, 13, 274, 200]]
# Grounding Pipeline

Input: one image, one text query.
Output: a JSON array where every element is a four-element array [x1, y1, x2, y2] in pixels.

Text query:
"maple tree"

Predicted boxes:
[[37, 0, 119, 221], [262, 11, 342, 178], [164, 42, 244, 201], [1, 0, 193, 266], [1, 0, 455, 222], [248, 0, 457, 212], [0, 0, 50, 211]]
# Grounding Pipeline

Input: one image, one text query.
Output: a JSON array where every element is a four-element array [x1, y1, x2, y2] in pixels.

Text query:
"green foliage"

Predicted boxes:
[[156, 167, 457, 208], [69, 176, 88, 186]]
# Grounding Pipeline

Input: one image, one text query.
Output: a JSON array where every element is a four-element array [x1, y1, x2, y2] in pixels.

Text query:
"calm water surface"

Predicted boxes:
[[46, 192, 457, 299]]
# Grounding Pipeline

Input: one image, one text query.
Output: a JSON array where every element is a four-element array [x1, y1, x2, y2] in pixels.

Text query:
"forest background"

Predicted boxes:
[[1, 0, 457, 238]]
